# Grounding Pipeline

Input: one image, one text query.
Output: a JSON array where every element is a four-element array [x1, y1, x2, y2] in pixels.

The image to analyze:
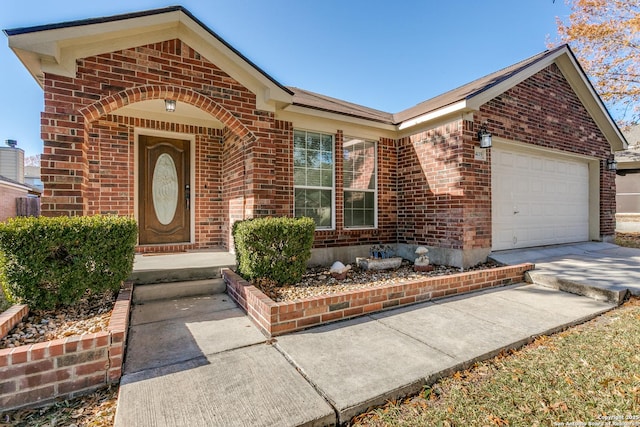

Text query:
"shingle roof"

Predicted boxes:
[[393, 45, 568, 123], [289, 87, 394, 124], [0, 175, 41, 193], [289, 46, 570, 125], [616, 125, 640, 162]]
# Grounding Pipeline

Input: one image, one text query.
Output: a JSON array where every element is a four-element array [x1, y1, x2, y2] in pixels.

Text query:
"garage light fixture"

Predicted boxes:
[[164, 99, 176, 112], [477, 124, 492, 149], [607, 157, 618, 171]]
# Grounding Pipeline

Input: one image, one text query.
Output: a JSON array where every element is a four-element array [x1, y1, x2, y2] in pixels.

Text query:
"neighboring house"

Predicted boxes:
[[0, 175, 41, 222], [615, 125, 640, 231], [3, 6, 626, 268], [0, 139, 24, 184], [24, 166, 44, 193], [0, 140, 41, 220]]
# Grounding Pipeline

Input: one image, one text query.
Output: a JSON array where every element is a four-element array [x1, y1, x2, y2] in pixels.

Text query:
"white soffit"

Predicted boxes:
[[115, 100, 224, 129], [6, 9, 292, 111]]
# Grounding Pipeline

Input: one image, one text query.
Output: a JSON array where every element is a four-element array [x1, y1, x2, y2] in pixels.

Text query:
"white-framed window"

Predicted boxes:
[[293, 129, 335, 229], [343, 136, 377, 228]]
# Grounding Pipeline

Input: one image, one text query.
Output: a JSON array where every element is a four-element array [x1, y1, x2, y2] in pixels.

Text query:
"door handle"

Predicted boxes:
[[185, 184, 190, 210]]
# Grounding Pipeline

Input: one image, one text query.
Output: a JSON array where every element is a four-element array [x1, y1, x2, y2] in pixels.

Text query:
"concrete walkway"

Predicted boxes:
[[114, 282, 615, 426]]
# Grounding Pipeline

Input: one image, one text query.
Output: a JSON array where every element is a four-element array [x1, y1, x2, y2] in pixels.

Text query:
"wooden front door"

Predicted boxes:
[[138, 135, 191, 245]]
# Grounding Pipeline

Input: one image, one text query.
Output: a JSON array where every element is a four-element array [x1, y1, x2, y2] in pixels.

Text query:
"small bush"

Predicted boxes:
[[233, 216, 315, 286], [0, 215, 138, 310]]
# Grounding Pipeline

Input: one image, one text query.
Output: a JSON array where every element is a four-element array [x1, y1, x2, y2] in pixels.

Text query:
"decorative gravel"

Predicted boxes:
[[253, 261, 498, 302], [0, 291, 116, 349]]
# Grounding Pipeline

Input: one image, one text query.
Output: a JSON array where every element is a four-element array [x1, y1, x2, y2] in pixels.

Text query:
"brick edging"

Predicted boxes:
[[0, 282, 132, 411], [0, 304, 29, 340], [223, 264, 535, 337]]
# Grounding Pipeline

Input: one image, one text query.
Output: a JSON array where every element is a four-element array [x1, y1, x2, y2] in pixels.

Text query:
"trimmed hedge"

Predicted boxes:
[[233, 217, 315, 286], [0, 215, 138, 310]]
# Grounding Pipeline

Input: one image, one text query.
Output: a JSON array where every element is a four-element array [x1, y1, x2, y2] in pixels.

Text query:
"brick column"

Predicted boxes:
[[40, 112, 88, 216]]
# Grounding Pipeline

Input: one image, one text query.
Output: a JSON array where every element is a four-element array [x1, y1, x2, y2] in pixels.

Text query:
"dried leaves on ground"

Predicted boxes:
[[352, 297, 640, 427], [0, 385, 118, 427]]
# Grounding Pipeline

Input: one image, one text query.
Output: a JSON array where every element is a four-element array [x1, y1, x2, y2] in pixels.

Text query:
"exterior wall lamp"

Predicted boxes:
[[477, 124, 492, 148], [164, 99, 176, 112], [607, 157, 618, 171]]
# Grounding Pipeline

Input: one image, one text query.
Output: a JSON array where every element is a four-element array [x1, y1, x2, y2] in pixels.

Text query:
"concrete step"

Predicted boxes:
[[525, 270, 628, 305], [133, 278, 227, 303], [128, 265, 234, 285]]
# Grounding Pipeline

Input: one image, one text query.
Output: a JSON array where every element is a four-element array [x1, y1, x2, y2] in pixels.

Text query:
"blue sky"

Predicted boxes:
[[0, 1, 571, 157]]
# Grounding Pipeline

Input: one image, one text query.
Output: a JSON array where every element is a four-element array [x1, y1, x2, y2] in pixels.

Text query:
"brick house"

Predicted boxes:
[[0, 176, 40, 222], [4, 6, 626, 268]]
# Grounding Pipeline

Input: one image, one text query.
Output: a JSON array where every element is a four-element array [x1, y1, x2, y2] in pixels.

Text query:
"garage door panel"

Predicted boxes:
[[492, 146, 589, 251]]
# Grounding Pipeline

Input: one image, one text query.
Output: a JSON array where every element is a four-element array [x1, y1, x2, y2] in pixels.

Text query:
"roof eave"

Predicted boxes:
[[396, 100, 471, 131], [4, 6, 293, 107], [283, 104, 397, 132], [464, 45, 627, 151]]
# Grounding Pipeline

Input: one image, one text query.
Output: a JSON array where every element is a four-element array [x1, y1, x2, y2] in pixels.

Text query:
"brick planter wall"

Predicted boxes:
[[223, 264, 534, 336], [0, 283, 132, 411]]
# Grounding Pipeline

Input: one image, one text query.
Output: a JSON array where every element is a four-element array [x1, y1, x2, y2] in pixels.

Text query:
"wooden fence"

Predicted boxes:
[[16, 197, 40, 217]]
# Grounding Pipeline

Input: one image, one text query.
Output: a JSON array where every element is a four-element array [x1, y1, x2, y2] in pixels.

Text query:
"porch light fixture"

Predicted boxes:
[[164, 99, 176, 113], [477, 124, 492, 148], [607, 157, 618, 171]]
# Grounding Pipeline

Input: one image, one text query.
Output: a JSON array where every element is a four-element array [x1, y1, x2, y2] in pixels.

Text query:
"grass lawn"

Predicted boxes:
[[352, 296, 640, 426]]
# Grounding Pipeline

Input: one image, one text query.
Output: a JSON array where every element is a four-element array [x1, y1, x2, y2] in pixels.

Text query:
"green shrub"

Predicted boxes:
[[233, 216, 315, 286], [0, 215, 138, 310]]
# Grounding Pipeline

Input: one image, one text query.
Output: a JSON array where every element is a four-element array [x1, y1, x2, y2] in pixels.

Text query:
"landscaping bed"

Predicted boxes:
[[224, 262, 535, 336], [0, 283, 132, 411], [615, 231, 640, 248], [1, 291, 116, 349], [254, 261, 499, 302]]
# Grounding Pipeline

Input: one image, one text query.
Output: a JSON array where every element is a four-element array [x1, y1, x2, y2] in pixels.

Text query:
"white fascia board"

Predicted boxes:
[[279, 106, 397, 139], [0, 180, 30, 192], [177, 16, 291, 109], [7, 9, 292, 110], [618, 160, 640, 170], [7, 13, 183, 82], [397, 100, 468, 131], [466, 53, 561, 110]]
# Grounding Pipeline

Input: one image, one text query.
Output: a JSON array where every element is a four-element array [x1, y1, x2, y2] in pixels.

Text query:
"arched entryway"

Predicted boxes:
[[79, 86, 257, 252]]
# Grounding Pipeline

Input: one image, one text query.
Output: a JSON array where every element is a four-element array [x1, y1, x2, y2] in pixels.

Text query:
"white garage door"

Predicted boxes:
[[492, 146, 589, 251]]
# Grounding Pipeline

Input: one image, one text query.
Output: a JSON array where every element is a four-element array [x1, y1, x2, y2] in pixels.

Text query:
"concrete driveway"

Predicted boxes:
[[490, 242, 640, 300]]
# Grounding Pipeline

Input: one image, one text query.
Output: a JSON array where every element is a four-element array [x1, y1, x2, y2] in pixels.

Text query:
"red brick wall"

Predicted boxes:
[[0, 284, 131, 411], [397, 120, 490, 251], [397, 64, 615, 253], [0, 185, 27, 222], [42, 39, 291, 250], [476, 63, 616, 236]]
